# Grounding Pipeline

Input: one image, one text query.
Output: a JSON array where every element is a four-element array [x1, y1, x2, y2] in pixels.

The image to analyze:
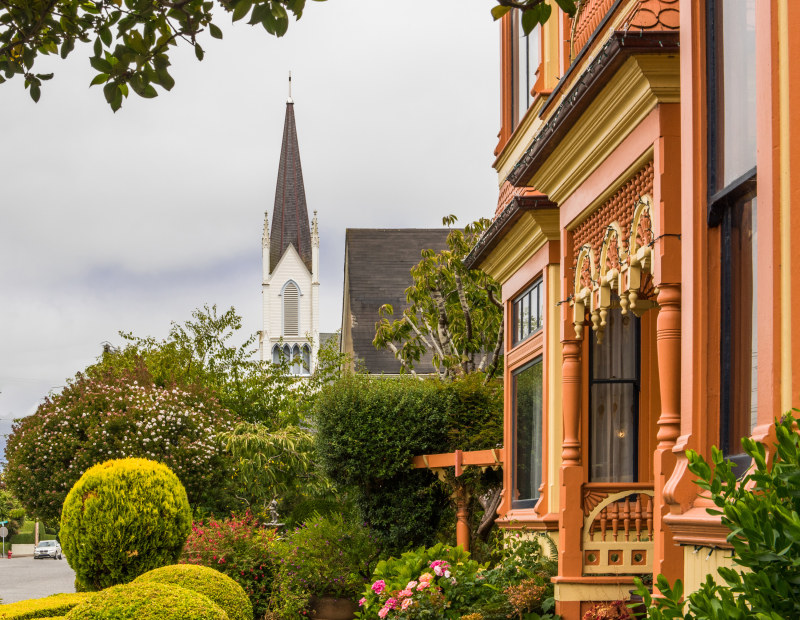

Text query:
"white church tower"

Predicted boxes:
[[259, 85, 320, 374]]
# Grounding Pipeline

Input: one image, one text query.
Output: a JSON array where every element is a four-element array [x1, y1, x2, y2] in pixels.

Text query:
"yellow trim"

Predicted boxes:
[[555, 582, 634, 602], [529, 54, 678, 204], [495, 97, 548, 181], [779, 0, 792, 412], [547, 263, 562, 515], [478, 210, 560, 284]]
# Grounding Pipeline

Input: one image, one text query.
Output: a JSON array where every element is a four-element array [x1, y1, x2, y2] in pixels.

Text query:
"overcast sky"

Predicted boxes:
[[0, 0, 500, 453]]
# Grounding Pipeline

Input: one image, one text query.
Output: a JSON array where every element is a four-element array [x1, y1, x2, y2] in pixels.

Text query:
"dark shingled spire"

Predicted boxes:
[[270, 101, 312, 273]]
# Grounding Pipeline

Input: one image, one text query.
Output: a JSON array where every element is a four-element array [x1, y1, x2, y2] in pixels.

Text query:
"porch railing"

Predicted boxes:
[[581, 483, 654, 576]]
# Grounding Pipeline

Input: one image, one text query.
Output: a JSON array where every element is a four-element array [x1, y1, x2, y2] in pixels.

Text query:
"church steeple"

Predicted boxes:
[[269, 95, 312, 273]]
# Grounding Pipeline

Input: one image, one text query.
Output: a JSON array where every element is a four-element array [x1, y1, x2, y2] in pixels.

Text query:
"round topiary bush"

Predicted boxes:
[[60, 458, 192, 590], [134, 564, 253, 620], [0, 592, 94, 619], [64, 582, 228, 620]]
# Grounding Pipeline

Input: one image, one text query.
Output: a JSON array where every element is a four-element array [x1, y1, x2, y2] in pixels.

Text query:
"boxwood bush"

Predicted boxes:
[[63, 582, 227, 620], [0, 593, 94, 619], [313, 373, 502, 552], [134, 564, 252, 620], [60, 458, 192, 590]]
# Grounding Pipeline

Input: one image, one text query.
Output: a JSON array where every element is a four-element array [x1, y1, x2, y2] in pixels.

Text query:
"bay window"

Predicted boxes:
[[513, 358, 544, 508]]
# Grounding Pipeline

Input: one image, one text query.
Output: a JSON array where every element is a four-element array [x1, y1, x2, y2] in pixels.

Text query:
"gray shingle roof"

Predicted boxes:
[[342, 228, 452, 375], [270, 102, 312, 273]]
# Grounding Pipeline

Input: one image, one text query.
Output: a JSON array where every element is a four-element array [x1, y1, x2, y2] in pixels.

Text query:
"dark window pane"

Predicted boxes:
[[514, 360, 543, 504], [538, 282, 544, 329], [727, 196, 758, 455], [714, 0, 757, 189], [590, 383, 637, 483]]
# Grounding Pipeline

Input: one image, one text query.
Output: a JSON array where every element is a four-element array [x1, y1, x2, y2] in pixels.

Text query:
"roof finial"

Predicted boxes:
[[287, 71, 293, 104]]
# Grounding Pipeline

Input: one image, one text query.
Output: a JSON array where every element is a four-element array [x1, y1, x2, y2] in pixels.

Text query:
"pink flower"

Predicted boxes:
[[358, 598, 366, 607], [419, 572, 433, 583], [378, 607, 389, 619], [398, 589, 413, 598], [401, 598, 413, 611], [433, 565, 444, 576], [416, 581, 429, 591], [372, 580, 386, 595], [385, 598, 398, 609], [406, 580, 418, 590]]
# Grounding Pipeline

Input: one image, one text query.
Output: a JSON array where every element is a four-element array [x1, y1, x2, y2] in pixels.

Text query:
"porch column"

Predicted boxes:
[[559, 339, 584, 588], [653, 284, 683, 582], [455, 486, 470, 552]]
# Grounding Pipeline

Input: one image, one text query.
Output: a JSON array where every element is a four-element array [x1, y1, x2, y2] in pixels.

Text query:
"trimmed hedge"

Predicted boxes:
[[63, 582, 228, 620], [0, 593, 94, 619], [313, 373, 502, 552], [134, 564, 252, 620], [9, 534, 56, 545], [60, 458, 192, 590]]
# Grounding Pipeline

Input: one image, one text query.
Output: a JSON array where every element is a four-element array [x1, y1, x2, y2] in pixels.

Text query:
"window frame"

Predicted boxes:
[[510, 10, 542, 131], [511, 356, 545, 510], [706, 0, 758, 469], [588, 305, 641, 483], [512, 278, 544, 346]]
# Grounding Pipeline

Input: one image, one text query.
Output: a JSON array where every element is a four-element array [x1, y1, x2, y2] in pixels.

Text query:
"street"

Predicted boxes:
[[0, 556, 75, 604]]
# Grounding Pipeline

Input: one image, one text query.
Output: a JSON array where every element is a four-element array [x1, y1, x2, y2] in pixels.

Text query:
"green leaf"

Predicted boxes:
[[521, 6, 542, 35], [490, 5, 511, 21], [232, 0, 252, 22], [90, 56, 113, 73], [90, 73, 109, 86], [99, 27, 112, 47], [93, 37, 102, 57], [208, 23, 223, 39], [103, 82, 117, 104], [37, 73, 54, 81], [194, 44, 204, 61], [553, 0, 578, 17], [155, 65, 174, 91], [29, 83, 41, 102]]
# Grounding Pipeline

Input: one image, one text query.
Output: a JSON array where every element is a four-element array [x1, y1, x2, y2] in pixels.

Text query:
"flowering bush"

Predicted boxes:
[[357, 544, 489, 619], [4, 367, 237, 522], [181, 512, 279, 620], [269, 514, 380, 617], [582, 600, 633, 619]]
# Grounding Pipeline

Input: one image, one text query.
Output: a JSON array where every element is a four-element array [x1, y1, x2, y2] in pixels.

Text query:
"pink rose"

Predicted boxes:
[[406, 580, 418, 590], [398, 589, 413, 598], [419, 572, 433, 583], [385, 598, 398, 610], [416, 581, 429, 591], [401, 598, 413, 611], [378, 607, 389, 619], [372, 580, 386, 595], [358, 598, 366, 607]]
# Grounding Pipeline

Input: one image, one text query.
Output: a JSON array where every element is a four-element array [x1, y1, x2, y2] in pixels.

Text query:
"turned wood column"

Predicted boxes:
[[455, 486, 470, 552], [559, 339, 584, 583], [653, 284, 683, 582]]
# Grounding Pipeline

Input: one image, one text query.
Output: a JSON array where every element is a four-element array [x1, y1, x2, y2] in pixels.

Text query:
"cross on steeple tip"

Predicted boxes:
[[287, 71, 293, 104]]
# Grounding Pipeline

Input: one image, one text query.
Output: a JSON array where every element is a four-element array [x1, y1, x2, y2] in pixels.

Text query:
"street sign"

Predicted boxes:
[[0, 527, 7, 538]]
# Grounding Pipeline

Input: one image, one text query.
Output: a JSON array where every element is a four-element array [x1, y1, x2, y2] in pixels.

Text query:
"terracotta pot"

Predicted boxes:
[[309, 596, 358, 620]]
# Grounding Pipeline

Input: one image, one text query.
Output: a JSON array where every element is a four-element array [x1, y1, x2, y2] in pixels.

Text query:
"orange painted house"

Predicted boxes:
[[464, 0, 800, 617]]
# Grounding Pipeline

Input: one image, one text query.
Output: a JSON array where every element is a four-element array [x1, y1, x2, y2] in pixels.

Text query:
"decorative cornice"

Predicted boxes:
[[507, 31, 680, 188], [464, 194, 557, 271]]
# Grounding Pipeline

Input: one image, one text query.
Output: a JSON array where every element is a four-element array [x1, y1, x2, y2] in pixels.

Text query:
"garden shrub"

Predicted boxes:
[[636, 411, 800, 619], [314, 373, 502, 552], [135, 564, 252, 620], [181, 513, 279, 620], [63, 582, 228, 620], [0, 489, 26, 538], [270, 514, 380, 617], [4, 367, 237, 522], [60, 458, 192, 590], [0, 593, 94, 619]]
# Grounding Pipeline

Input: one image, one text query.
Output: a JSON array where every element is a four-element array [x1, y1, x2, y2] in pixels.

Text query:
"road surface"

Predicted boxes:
[[0, 555, 75, 604]]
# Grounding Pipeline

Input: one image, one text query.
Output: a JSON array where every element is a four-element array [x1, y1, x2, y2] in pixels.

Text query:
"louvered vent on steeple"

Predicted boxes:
[[283, 282, 299, 336]]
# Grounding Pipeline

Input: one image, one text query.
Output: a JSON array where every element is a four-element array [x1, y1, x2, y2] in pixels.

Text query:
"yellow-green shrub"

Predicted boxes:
[[64, 582, 228, 620], [134, 564, 252, 620], [0, 593, 94, 619], [60, 458, 192, 590]]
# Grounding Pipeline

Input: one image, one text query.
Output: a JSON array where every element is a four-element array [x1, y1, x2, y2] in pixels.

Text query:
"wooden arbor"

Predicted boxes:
[[412, 448, 504, 552]]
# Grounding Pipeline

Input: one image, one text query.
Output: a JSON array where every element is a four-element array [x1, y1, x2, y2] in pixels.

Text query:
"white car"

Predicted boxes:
[[33, 540, 62, 560]]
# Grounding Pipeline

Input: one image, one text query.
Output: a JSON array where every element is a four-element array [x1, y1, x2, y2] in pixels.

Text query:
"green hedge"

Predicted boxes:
[[0, 593, 94, 619], [9, 533, 56, 545], [60, 458, 192, 590], [63, 582, 227, 620], [313, 373, 502, 552], [134, 564, 252, 620]]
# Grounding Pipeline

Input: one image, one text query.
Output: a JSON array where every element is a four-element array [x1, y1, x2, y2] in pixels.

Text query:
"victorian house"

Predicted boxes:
[[464, 1, 799, 617]]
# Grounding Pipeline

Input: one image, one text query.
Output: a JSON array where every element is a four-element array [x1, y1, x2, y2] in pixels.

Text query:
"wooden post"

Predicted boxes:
[[455, 486, 470, 552]]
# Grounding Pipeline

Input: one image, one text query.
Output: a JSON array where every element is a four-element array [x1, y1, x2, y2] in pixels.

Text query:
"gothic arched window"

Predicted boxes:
[[283, 281, 300, 336], [302, 345, 311, 375], [272, 344, 281, 365], [291, 344, 302, 375]]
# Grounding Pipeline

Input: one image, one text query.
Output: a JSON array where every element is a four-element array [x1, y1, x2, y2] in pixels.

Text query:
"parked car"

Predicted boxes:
[[34, 540, 62, 560]]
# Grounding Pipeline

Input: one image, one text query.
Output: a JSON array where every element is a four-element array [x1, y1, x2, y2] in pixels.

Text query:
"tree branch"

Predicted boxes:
[[476, 485, 503, 542], [485, 316, 504, 384]]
